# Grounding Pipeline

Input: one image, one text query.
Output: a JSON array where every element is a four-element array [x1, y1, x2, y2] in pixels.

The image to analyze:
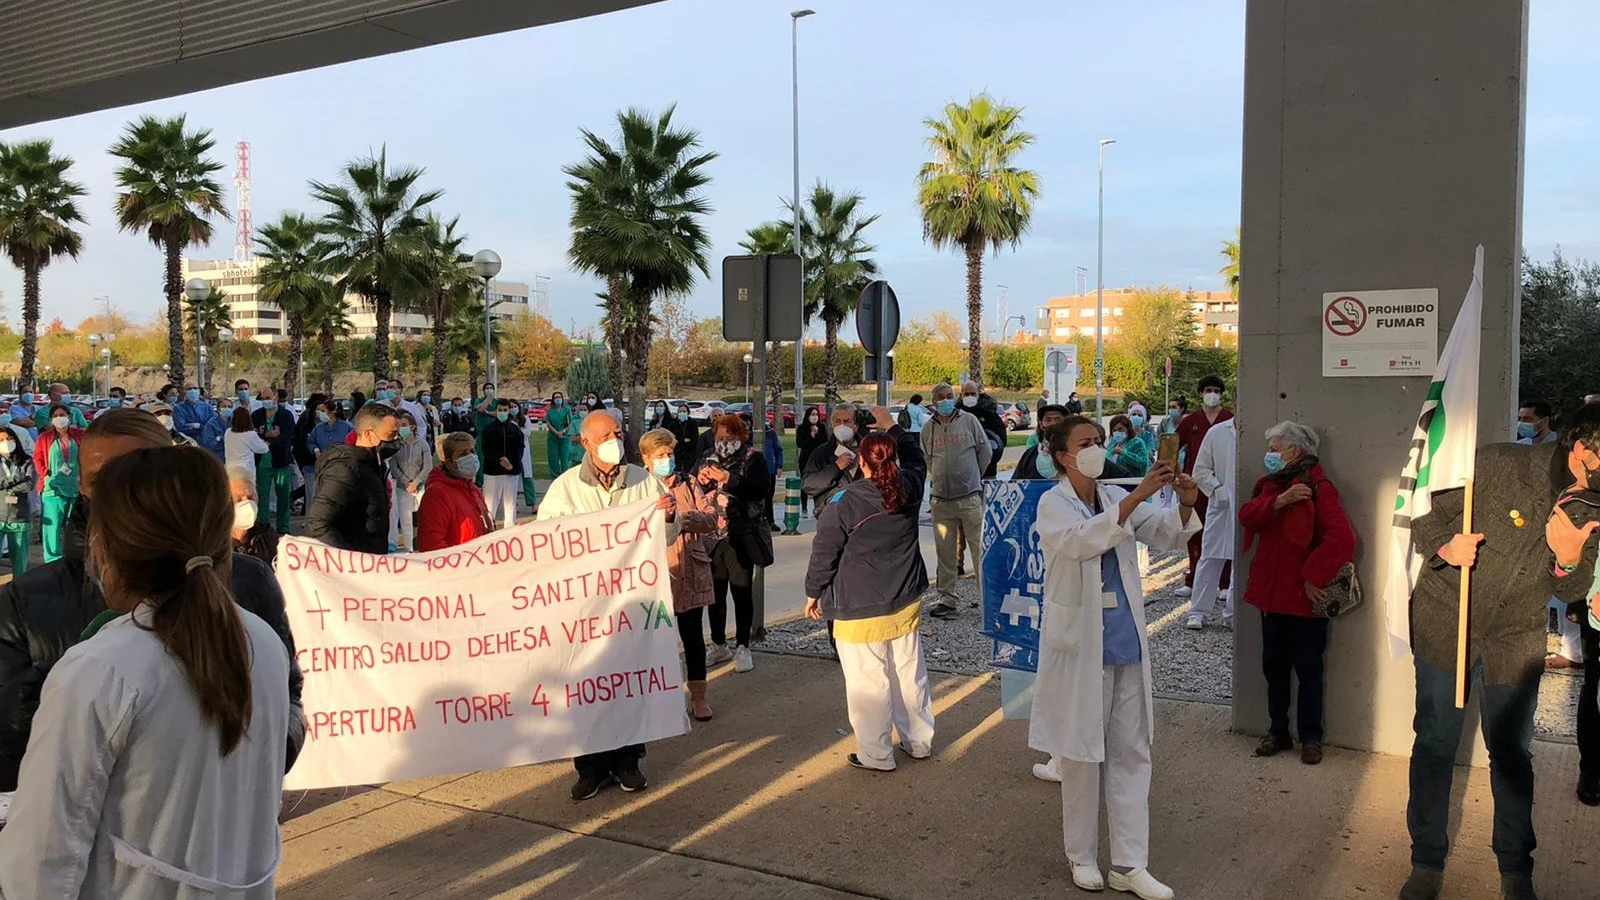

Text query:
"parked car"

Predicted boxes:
[[522, 398, 549, 422], [1002, 401, 1033, 432], [687, 400, 726, 421]]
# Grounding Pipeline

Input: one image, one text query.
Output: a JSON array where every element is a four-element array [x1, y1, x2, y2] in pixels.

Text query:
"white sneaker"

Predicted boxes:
[[1185, 614, 1204, 630], [1218, 589, 1232, 602], [1071, 863, 1106, 892], [733, 645, 754, 673], [1221, 615, 1234, 630], [1175, 585, 1193, 598], [1032, 759, 1062, 783], [706, 644, 734, 667], [1108, 868, 1173, 900]]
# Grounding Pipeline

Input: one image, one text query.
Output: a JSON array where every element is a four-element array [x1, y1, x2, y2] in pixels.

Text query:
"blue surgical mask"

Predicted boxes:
[[264, 399, 276, 410], [936, 399, 956, 416], [238, 389, 251, 401], [185, 388, 200, 402], [1036, 449, 1057, 478], [454, 455, 480, 478], [1109, 432, 1127, 446], [108, 398, 122, 408], [553, 397, 564, 406], [496, 411, 510, 422], [421, 394, 431, 405], [19, 393, 32, 405], [1516, 421, 1537, 441], [317, 410, 330, 424], [651, 457, 676, 478], [399, 426, 413, 439], [677, 411, 688, 422], [1129, 414, 1146, 428], [0, 414, 10, 427], [1263, 451, 1285, 474]]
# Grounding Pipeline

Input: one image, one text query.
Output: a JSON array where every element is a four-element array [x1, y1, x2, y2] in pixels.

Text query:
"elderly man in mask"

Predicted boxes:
[[922, 382, 992, 618], [802, 403, 866, 516], [538, 407, 677, 801]]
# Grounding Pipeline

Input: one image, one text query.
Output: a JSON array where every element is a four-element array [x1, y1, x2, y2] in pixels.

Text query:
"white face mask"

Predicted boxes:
[[1203, 391, 1223, 409], [0, 441, 14, 456], [234, 499, 258, 530], [595, 438, 625, 466], [156, 415, 173, 430], [961, 395, 978, 408], [832, 424, 855, 444], [52, 416, 70, 430], [1069, 444, 1107, 479]]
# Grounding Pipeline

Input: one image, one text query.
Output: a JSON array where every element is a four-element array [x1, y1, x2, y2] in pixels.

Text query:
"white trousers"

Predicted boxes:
[[1059, 664, 1152, 870], [482, 474, 520, 530], [389, 488, 420, 552], [1189, 556, 1233, 618], [1559, 613, 1585, 663], [836, 628, 936, 770]]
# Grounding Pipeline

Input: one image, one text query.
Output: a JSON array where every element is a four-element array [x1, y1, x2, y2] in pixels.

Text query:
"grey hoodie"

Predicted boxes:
[[920, 409, 992, 501]]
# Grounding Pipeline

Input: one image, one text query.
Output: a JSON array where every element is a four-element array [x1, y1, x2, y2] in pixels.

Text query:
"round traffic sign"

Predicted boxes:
[[1324, 296, 1367, 337]]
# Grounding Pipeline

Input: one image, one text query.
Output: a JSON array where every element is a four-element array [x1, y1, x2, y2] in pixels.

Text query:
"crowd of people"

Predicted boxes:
[[0, 371, 1595, 900]]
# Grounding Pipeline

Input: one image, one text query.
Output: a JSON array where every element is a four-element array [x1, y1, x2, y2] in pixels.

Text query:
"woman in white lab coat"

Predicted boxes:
[[0, 446, 289, 899], [1186, 418, 1237, 629], [1029, 416, 1200, 900]]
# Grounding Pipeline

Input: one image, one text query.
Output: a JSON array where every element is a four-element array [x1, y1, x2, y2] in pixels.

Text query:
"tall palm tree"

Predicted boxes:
[[255, 212, 328, 393], [309, 148, 439, 383], [304, 282, 353, 395], [446, 299, 500, 401], [108, 115, 229, 384], [917, 93, 1040, 378], [566, 106, 716, 441], [739, 222, 791, 255], [1220, 227, 1241, 298], [184, 286, 233, 396], [414, 213, 476, 401], [0, 139, 87, 388]]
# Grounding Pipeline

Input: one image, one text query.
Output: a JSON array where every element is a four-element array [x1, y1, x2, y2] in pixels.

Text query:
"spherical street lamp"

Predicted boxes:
[[472, 250, 503, 386], [743, 353, 754, 404], [184, 277, 210, 386]]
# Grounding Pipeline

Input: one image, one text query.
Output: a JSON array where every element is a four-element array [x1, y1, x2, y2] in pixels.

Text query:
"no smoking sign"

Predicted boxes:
[[1321, 287, 1438, 378], [1324, 296, 1367, 336]]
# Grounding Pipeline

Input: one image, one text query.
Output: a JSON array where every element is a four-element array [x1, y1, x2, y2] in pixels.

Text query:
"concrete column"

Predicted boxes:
[[1233, 0, 1528, 756]]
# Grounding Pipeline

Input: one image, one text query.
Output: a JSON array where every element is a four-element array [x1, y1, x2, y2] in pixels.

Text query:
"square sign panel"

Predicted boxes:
[[1321, 288, 1438, 377], [723, 254, 803, 342]]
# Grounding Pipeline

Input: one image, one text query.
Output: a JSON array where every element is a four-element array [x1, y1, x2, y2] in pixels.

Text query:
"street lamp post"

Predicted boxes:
[[1095, 139, 1116, 423], [958, 337, 970, 386], [101, 347, 111, 398], [743, 353, 754, 404], [87, 334, 101, 396], [472, 250, 503, 389], [219, 329, 233, 389], [184, 277, 210, 390], [790, 8, 815, 422]]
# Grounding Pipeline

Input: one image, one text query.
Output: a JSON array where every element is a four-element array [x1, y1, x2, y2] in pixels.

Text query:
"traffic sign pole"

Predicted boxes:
[[876, 282, 891, 406], [751, 256, 769, 642]]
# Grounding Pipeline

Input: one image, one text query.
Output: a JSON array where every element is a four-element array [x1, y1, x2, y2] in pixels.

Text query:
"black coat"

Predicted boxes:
[[308, 443, 391, 554], [481, 420, 526, 477], [442, 409, 476, 435], [252, 406, 298, 470], [805, 427, 928, 621], [0, 501, 304, 790], [974, 394, 1009, 477], [802, 436, 860, 514], [669, 418, 701, 475]]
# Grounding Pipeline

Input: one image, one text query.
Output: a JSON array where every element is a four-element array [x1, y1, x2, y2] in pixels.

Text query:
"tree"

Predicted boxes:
[[1520, 250, 1600, 419], [649, 293, 695, 396], [917, 93, 1040, 379], [0, 139, 86, 390], [1220, 227, 1240, 298], [184, 286, 233, 395], [739, 222, 791, 255], [926, 310, 965, 345], [413, 213, 476, 402], [445, 299, 500, 401], [566, 106, 716, 441], [1116, 285, 1197, 391], [108, 115, 229, 385], [505, 313, 571, 395], [255, 212, 327, 394], [795, 183, 880, 403], [304, 282, 353, 395], [310, 148, 439, 384], [566, 344, 612, 401]]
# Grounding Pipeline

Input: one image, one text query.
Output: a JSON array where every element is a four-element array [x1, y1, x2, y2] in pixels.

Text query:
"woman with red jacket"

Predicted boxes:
[[416, 432, 493, 552], [33, 403, 83, 563], [1238, 421, 1356, 766]]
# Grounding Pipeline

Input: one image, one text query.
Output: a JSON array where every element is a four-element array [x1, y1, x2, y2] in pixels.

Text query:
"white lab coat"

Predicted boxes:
[[1028, 481, 1200, 763], [0, 606, 289, 899], [1191, 419, 1237, 561], [537, 459, 679, 544]]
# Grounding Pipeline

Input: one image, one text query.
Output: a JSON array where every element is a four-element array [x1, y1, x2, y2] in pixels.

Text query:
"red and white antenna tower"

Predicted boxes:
[[233, 140, 252, 263]]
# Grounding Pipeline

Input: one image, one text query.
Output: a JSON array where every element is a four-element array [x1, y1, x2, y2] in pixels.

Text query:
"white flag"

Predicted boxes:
[[1383, 245, 1483, 658]]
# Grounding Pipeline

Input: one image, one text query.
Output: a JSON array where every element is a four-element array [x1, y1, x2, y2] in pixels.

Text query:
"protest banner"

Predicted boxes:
[[980, 479, 1053, 674], [278, 498, 687, 790]]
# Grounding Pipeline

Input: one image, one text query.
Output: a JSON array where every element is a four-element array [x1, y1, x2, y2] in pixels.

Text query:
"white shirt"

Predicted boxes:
[[0, 606, 289, 899], [225, 429, 271, 479], [1191, 419, 1238, 561]]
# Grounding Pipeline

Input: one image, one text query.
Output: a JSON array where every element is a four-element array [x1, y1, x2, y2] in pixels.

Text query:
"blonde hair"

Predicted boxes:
[[639, 427, 676, 458]]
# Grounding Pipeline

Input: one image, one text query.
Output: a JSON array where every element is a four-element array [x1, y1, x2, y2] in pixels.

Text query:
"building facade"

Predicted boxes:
[[182, 257, 531, 344], [1032, 288, 1239, 341]]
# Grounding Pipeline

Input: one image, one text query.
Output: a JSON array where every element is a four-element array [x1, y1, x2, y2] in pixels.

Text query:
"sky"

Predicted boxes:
[[1, 0, 1597, 344]]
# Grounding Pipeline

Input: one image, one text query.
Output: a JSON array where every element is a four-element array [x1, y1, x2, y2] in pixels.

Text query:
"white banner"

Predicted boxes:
[[278, 499, 687, 790]]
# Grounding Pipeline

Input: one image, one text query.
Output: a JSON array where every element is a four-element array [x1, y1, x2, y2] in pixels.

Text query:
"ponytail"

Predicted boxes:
[[859, 433, 906, 511], [150, 557, 253, 755]]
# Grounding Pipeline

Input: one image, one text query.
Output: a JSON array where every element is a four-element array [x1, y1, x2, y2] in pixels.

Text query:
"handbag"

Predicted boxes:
[[1303, 475, 1363, 618]]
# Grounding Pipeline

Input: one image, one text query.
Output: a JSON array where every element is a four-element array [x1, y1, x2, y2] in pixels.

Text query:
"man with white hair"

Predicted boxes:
[[1187, 414, 1239, 629], [923, 382, 992, 617], [802, 403, 864, 516]]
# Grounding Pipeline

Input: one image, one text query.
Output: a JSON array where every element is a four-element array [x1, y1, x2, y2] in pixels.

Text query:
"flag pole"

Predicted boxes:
[[1454, 478, 1474, 709]]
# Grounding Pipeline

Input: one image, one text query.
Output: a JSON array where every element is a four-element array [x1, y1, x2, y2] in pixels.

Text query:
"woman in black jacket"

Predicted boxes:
[[804, 411, 932, 771], [795, 407, 829, 514], [696, 414, 771, 674]]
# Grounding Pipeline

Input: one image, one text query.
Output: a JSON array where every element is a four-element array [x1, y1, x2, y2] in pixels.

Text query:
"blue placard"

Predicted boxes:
[[980, 479, 1054, 672]]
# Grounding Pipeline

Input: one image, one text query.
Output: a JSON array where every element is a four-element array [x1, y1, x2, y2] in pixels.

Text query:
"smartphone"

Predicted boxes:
[[1157, 432, 1180, 468]]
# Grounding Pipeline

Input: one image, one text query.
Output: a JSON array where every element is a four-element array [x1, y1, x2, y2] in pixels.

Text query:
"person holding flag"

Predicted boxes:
[[1386, 247, 1588, 900]]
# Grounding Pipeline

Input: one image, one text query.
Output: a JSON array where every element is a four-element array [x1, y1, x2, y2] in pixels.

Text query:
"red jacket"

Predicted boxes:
[[416, 466, 493, 552], [1238, 463, 1356, 616], [33, 427, 83, 493]]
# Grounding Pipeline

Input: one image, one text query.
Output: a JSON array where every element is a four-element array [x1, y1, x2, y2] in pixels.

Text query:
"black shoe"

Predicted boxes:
[[1500, 873, 1537, 900], [1398, 868, 1443, 900], [616, 767, 648, 793], [1577, 772, 1600, 807], [570, 773, 609, 802], [1253, 734, 1293, 757]]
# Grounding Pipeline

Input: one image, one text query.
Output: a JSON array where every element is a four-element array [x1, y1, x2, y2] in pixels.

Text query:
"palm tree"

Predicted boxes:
[[414, 214, 476, 402], [446, 299, 500, 401], [739, 222, 791, 255], [0, 139, 87, 388], [108, 115, 229, 384], [566, 106, 716, 441], [1220, 227, 1241, 298], [256, 212, 328, 392], [184, 286, 233, 396], [917, 93, 1040, 378], [309, 148, 439, 383], [304, 282, 353, 395]]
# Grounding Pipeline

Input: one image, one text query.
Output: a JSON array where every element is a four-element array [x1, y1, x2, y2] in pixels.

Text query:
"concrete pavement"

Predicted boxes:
[[279, 653, 1595, 900]]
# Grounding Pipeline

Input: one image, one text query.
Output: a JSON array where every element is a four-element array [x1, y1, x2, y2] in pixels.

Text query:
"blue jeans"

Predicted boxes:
[[1406, 658, 1539, 876]]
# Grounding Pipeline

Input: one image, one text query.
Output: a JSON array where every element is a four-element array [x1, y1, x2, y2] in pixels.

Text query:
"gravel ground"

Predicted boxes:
[[763, 549, 1583, 740]]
